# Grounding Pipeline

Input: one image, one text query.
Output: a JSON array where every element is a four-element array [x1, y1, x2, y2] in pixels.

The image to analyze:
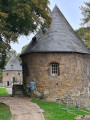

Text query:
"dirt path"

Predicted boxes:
[[0, 96, 45, 120]]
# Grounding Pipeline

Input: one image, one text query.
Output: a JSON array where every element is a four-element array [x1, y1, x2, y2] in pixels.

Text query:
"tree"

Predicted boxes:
[[0, 0, 51, 69], [21, 44, 28, 53], [5, 49, 22, 64], [5, 49, 17, 64], [80, 1, 90, 25], [76, 27, 90, 50]]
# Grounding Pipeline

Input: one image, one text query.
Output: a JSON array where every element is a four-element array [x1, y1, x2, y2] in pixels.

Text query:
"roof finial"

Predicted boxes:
[[55, 4, 59, 8], [55, 4, 58, 7], [52, 4, 60, 13]]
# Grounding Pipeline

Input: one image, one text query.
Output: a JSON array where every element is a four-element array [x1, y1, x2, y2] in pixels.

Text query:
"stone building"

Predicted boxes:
[[3, 54, 22, 87], [21, 6, 90, 108]]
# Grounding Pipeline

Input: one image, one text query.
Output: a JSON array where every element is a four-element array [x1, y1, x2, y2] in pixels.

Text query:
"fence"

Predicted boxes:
[[57, 96, 80, 112]]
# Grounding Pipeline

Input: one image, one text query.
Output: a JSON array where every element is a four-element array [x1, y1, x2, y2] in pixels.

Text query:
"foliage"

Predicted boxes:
[[6, 49, 17, 58], [0, 0, 51, 69], [5, 49, 21, 64], [0, 88, 8, 95], [21, 44, 28, 53], [76, 27, 90, 50], [80, 1, 90, 25], [0, 103, 12, 120], [17, 53, 22, 64], [31, 99, 90, 120], [5, 49, 17, 64]]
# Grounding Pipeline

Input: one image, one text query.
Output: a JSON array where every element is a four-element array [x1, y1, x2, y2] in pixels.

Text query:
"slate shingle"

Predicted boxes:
[[4, 54, 22, 71], [21, 5, 90, 55]]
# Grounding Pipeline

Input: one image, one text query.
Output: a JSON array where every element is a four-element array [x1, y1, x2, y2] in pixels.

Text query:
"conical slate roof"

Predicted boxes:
[[4, 54, 22, 71], [21, 5, 90, 55]]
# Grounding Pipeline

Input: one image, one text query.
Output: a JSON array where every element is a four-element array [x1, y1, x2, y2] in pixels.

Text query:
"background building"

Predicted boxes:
[[3, 54, 22, 87]]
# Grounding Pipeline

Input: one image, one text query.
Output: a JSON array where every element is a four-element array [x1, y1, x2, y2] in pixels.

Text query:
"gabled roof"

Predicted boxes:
[[21, 5, 90, 56], [4, 54, 22, 71]]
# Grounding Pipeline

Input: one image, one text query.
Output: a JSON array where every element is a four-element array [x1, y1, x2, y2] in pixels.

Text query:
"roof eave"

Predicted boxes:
[[20, 51, 90, 57]]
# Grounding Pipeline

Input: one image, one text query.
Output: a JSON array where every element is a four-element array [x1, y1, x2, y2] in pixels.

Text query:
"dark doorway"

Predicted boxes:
[[7, 81, 9, 86], [13, 77, 16, 83]]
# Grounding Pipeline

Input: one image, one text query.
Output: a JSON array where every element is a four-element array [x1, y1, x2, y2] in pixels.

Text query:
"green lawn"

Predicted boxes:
[[0, 88, 8, 95], [0, 103, 12, 120], [31, 99, 90, 120]]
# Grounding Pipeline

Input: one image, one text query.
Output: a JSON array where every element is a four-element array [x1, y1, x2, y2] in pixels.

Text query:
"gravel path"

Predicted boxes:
[[0, 97, 45, 120]]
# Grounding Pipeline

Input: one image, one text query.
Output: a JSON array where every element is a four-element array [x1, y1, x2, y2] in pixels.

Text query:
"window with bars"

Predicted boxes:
[[51, 63, 59, 76]]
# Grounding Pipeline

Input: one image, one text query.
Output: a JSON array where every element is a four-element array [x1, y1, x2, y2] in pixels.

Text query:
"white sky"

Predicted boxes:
[[11, 0, 87, 53]]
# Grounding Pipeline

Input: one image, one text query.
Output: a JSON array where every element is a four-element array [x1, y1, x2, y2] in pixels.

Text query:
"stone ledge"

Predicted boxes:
[[74, 115, 90, 120]]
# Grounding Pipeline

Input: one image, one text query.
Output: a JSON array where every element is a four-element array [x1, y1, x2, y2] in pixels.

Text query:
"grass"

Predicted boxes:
[[0, 88, 8, 95], [0, 103, 12, 120], [31, 99, 90, 120]]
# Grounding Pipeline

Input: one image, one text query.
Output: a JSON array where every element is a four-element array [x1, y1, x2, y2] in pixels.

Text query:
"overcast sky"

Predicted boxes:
[[11, 0, 87, 53]]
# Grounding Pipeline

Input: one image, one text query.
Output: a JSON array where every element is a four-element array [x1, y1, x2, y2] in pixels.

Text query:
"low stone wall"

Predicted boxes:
[[12, 85, 25, 97]]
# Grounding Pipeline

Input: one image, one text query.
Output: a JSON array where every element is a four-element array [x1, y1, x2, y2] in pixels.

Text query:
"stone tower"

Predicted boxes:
[[21, 6, 90, 108]]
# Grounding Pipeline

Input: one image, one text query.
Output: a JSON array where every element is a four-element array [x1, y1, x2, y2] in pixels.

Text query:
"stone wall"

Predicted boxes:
[[22, 53, 90, 108], [12, 85, 25, 97], [3, 71, 22, 86]]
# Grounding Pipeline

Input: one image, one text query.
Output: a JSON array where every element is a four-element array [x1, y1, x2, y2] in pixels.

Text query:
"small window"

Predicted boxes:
[[18, 73, 20, 76], [13, 77, 16, 83], [6, 73, 8, 76], [11, 65, 13, 69], [51, 63, 59, 76]]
